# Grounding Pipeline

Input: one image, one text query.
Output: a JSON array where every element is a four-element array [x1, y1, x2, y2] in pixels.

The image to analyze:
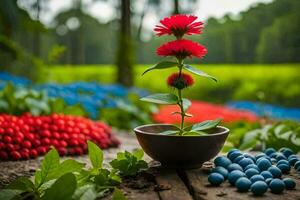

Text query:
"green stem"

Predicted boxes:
[[177, 59, 185, 135]]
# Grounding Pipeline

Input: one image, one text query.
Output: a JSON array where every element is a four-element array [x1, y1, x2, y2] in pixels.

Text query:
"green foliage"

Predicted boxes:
[[100, 92, 157, 130], [142, 61, 178, 75], [0, 141, 145, 200], [110, 149, 148, 176], [140, 93, 178, 104], [183, 64, 217, 82], [0, 83, 86, 116], [47, 45, 67, 64], [223, 121, 300, 153]]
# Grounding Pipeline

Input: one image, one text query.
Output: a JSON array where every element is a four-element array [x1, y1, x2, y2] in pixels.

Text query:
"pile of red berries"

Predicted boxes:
[[0, 113, 119, 160]]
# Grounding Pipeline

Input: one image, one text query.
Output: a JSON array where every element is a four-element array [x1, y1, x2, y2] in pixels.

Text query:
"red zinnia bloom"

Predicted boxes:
[[157, 39, 207, 60], [167, 72, 194, 89], [154, 14, 204, 38]]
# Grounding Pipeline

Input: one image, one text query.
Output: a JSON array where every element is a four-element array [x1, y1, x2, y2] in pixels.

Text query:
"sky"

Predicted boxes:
[[19, 0, 274, 28]]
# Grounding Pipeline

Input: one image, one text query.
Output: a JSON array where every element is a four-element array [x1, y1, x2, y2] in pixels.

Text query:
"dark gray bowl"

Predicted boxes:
[[134, 124, 229, 169]]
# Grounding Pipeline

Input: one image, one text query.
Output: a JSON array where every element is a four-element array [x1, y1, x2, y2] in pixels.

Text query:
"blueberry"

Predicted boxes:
[[277, 164, 290, 174], [269, 178, 285, 194], [229, 151, 243, 161], [233, 155, 245, 163], [228, 170, 246, 185], [268, 166, 282, 178], [280, 147, 294, 158], [244, 153, 256, 162], [214, 156, 232, 168], [271, 158, 277, 164], [256, 158, 272, 171], [256, 156, 271, 163], [269, 152, 279, 158], [265, 178, 273, 185], [289, 158, 299, 166], [260, 171, 273, 179], [255, 153, 267, 160], [276, 153, 287, 161], [250, 181, 268, 196], [283, 178, 296, 190], [245, 168, 259, 178], [235, 177, 251, 192], [227, 163, 243, 172], [208, 173, 224, 186], [288, 154, 298, 160], [211, 166, 228, 179], [294, 160, 300, 169], [277, 160, 289, 166], [250, 175, 265, 183], [239, 158, 254, 169], [264, 148, 276, 156], [244, 164, 260, 172], [227, 149, 239, 158]]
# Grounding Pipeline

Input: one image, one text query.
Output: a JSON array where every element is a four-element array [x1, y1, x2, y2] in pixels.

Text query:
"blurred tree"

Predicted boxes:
[[116, 0, 134, 87]]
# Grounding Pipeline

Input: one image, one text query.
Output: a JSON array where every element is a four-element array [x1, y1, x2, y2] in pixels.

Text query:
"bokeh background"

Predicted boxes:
[[0, 0, 299, 151]]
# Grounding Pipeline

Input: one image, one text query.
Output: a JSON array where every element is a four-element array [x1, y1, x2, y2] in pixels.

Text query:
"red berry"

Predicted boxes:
[[20, 151, 30, 160], [6, 144, 15, 151], [22, 141, 32, 149], [41, 138, 50, 145], [30, 149, 38, 158], [0, 151, 8, 160], [57, 147, 67, 156], [32, 139, 41, 147], [3, 136, 12, 143], [69, 139, 79, 147], [37, 146, 47, 155], [11, 151, 21, 160]]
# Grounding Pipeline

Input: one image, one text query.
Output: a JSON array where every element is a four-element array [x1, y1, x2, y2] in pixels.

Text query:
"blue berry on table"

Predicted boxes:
[[256, 158, 272, 171], [264, 148, 276, 156], [227, 163, 243, 172], [276, 153, 287, 161], [265, 178, 273, 185], [268, 166, 282, 178], [294, 160, 300, 169], [250, 181, 268, 196], [239, 158, 254, 169], [244, 164, 260, 172], [280, 147, 294, 158], [228, 170, 246, 185], [250, 174, 265, 183], [288, 157, 298, 166], [277, 164, 290, 174], [233, 155, 245, 163], [277, 160, 289, 166], [245, 168, 259, 178], [260, 171, 273, 179], [208, 173, 224, 186], [283, 178, 296, 190], [229, 151, 243, 162], [269, 179, 285, 194], [243, 153, 256, 162], [211, 166, 228, 179], [214, 156, 232, 168], [235, 177, 252, 192]]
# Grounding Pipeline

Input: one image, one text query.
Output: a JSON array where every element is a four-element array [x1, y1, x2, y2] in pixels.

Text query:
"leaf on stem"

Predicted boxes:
[[182, 98, 191, 111], [87, 141, 104, 169], [142, 61, 178, 75], [140, 93, 178, 104], [183, 64, 217, 82], [185, 118, 222, 132]]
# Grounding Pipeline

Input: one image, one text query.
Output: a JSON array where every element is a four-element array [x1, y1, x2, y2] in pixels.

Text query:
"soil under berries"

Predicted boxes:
[[0, 113, 120, 160]]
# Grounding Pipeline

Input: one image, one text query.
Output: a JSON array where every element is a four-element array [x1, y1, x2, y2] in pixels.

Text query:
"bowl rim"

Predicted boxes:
[[134, 124, 229, 137]]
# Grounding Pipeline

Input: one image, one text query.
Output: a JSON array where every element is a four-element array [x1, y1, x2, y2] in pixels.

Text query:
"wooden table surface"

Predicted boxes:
[[0, 132, 300, 200]]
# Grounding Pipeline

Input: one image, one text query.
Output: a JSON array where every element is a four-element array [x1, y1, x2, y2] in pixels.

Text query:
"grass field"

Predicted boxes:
[[42, 64, 300, 106]]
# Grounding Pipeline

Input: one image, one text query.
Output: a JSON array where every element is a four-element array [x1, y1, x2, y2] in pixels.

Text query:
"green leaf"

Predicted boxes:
[[87, 141, 103, 169], [160, 130, 180, 135], [188, 118, 222, 131], [112, 188, 127, 200], [73, 185, 97, 200], [42, 173, 77, 200], [182, 131, 208, 136], [51, 159, 85, 179], [132, 149, 144, 160], [39, 148, 60, 186], [182, 98, 191, 111], [0, 189, 23, 200], [7, 177, 34, 192], [183, 64, 217, 82], [142, 61, 178, 75], [140, 93, 178, 104]]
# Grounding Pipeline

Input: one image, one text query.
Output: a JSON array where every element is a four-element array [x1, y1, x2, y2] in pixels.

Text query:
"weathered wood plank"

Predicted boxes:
[[155, 168, 193, 200], [185, 167, 300, 200]]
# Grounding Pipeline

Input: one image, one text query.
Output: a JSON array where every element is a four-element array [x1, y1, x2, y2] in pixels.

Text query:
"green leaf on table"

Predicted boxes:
[[73, 184, 98, 200], [182, 98, 191, 111], [0, 189, 23, 200], [140, 93, 178, 104], [94, 169, 121, 186], [132, 149, 144, 160], [38, 148, 60, 186], [183, 64, 217, 82], [42, 173, 77, 200], [7, 177, 34, 192], [142, 61, 178, 75], [87, 141, 103, 169], [186, 118, 222, 132], [112, 188, 127, 200], [52, 159, 85, 178]]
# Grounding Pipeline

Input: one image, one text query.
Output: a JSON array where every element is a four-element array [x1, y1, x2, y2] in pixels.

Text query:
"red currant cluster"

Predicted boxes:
[[0, 113, 120, 160]]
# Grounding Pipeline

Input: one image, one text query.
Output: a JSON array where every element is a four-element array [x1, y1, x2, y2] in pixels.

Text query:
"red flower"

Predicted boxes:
[[157, 39, 207, 59], [154, 14, 204, 38], [167, 73, 194, 89]]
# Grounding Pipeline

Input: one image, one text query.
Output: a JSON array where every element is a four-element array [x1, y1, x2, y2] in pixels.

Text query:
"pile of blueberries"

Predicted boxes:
[[208, 147, 299, 196]]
